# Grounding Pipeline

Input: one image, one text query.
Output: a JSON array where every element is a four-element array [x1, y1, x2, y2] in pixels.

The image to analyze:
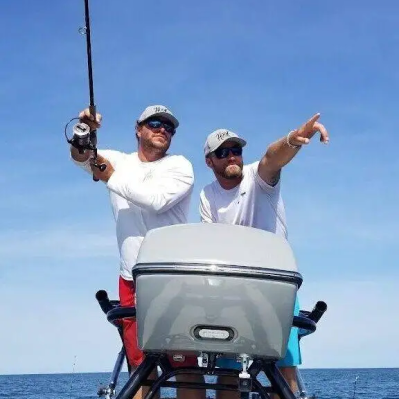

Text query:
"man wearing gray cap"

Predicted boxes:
[[70, 105, 204, 399], [199, 113, 329, 399]]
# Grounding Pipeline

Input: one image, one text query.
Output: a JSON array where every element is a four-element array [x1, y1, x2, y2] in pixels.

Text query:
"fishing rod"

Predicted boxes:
[[64, 0, 106, 181]]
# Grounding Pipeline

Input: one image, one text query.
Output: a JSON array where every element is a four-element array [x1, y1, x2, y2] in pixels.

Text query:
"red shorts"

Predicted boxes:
[[119, 276, 199, 368]]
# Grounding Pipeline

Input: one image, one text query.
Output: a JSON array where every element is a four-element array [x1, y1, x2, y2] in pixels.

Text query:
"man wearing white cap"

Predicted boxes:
[[199, 113, 329, 399], [70, 105, 204, 399]]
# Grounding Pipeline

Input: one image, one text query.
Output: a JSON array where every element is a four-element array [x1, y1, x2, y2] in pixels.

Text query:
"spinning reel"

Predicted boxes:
[[64, 112, 106, 176]]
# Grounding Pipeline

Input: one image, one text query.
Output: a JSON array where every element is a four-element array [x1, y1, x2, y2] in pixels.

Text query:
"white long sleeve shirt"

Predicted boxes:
[[73, 150, 194, 280]]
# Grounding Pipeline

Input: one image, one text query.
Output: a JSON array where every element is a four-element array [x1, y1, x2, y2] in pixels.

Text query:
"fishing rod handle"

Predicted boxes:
[[87, 104, 107, 180]]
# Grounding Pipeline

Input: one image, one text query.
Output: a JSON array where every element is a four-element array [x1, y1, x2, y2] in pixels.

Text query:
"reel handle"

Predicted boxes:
[[91, 155, 107, 181]]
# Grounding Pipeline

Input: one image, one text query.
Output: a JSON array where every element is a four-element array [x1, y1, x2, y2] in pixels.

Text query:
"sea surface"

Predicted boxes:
[[0, 368, 398, 399]]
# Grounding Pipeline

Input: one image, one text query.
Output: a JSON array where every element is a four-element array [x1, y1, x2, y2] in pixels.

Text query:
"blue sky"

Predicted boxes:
[[1, 0, 398, 375]]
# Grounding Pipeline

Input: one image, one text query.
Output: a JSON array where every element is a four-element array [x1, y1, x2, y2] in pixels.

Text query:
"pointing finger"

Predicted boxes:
[[303, 113, 320, 132], [306, 113, 321, 126], [297, 113, 320, 136]]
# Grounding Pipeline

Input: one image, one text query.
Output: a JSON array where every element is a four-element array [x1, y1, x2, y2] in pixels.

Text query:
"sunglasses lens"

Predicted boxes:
[[214, 148, 226, 158], [147, 120, 161, 128], [214, 146, 242, 159], [163, 124, 175, 134], [147, 120, 175, 134]]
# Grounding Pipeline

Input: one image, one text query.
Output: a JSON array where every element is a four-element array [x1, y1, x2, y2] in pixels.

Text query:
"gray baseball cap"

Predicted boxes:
[[204, 129, 247, 156], [137, 105, 179, 128]]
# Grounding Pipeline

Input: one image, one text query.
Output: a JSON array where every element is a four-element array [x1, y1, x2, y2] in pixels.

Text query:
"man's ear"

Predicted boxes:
[[135, 124, 141, 140], [205, 156, 213, 168]]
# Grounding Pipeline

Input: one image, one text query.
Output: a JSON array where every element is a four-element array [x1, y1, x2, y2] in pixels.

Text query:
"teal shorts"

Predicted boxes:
[[216, 297, 302, 369]]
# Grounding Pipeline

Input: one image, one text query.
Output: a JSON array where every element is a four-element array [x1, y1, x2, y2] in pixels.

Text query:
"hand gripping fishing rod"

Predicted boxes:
[[65, 0, 106, 181]]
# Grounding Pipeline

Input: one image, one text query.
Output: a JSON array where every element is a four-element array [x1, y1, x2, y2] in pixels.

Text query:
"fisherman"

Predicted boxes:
[[199, 113, 329, 399], [69, 105, 205, 399]]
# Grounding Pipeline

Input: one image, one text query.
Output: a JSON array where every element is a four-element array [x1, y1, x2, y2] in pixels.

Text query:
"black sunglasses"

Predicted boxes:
[[145, 119, 175, 135], [213, 146, 243, 159]]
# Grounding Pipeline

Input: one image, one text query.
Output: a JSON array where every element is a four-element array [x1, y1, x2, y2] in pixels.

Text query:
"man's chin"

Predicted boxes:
[[225, 165, 242, 179], [151, 140, 170, 152]]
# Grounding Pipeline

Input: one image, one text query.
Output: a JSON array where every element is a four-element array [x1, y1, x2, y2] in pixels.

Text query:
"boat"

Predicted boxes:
[[95, 223, 327, 399]]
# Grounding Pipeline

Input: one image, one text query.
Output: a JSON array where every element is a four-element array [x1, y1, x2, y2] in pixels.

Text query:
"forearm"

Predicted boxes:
[[108, 178, 165, 212], [70, 145, 91, 162], [107, 170, 193, 213], [70, 146, 98, 176], [258, 134, 301, 186], [263, 135, 301, 171]]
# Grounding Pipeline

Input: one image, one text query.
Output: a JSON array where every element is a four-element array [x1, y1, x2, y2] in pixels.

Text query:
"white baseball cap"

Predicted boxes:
[[204, 129, 247, 156], [137, 105, 179, 129]]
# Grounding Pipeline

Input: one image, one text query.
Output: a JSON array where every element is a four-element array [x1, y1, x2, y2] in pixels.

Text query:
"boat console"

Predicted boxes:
[[96, 223, 327, 399]]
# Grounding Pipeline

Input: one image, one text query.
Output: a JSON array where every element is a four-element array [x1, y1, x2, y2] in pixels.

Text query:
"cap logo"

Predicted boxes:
[[216, 130, 230, 141], [154, 106, 169, 113]]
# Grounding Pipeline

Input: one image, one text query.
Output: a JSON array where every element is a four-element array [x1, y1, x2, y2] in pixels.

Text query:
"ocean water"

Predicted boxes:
[[0, 368, 398, 399]]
